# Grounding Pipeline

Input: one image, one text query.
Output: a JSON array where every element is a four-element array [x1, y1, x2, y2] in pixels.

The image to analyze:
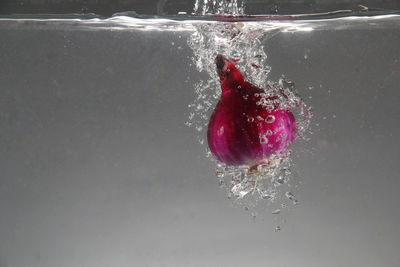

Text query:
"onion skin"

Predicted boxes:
[[207, 55, 296, 167]]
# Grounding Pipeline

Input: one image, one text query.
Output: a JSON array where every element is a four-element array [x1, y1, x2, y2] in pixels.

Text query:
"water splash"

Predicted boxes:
[[193, 0, 245, 16], [187, 12, 312, 218]]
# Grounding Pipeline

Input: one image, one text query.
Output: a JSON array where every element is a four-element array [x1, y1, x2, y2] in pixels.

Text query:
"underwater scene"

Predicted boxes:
[[0, 0, 400, 266]]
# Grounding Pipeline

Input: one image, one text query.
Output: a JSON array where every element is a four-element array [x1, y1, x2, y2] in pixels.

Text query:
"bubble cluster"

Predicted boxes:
[[193, 0, 245, 16]]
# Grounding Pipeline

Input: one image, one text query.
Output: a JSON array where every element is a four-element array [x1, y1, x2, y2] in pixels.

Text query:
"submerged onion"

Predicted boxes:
[[207, 54, 296, 167]]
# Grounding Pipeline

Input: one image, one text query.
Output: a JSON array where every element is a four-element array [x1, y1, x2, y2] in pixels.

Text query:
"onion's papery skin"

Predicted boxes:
[[207, 55, 296, 167]]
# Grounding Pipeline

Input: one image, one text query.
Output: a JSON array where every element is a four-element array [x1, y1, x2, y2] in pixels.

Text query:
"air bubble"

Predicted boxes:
[[257, 164, 269, 173], [276, 176, 285, 184], [285, 192, 294, 200], [261, 192, 272, 200], [265, 115, 275, 123], [216, 171, 225, 178], [272, 209, 281, 214], [232, 50, 241, 60], [259, 135, 268, 144]]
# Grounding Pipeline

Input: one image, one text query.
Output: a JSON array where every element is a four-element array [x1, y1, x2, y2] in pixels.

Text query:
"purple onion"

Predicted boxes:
[[207, 55, 297, 167]]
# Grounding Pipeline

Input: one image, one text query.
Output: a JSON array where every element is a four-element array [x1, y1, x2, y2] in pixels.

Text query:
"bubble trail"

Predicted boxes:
[[186, 0, 312, 216]]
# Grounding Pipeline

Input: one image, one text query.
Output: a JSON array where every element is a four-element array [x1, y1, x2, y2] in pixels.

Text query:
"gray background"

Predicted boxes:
[[1, 2, 400, 267]]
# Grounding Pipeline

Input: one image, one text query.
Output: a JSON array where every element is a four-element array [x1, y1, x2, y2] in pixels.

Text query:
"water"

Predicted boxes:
[[1, 10, 400, 267], [193, 0, 245, 15]]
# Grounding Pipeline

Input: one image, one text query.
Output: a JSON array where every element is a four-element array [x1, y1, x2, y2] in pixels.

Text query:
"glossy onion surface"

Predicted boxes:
[[207, 55, 296, 167]]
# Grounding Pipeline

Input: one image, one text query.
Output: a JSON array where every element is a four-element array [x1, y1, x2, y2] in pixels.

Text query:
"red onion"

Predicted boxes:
[[207, 54, 296, 167]]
